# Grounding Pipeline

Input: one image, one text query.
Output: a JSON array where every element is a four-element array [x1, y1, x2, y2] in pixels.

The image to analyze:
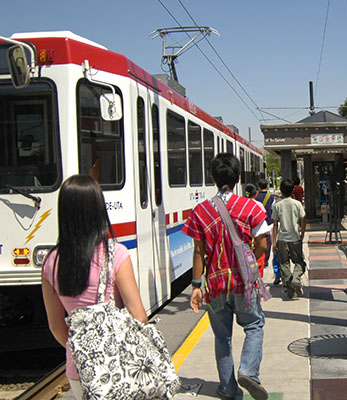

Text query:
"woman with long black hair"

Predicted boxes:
[[42, 175, 147, 399]]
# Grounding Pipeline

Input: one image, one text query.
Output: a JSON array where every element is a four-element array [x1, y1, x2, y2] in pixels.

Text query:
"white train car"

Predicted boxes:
[[0, 31, 264, 326]]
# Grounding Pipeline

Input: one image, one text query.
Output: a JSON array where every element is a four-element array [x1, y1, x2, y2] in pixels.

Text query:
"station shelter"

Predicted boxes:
[[261, 110, 347, 221]]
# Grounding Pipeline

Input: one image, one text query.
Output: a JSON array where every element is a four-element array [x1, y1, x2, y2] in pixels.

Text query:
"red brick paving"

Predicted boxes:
[[312, 378, 347, 400], [309, 269, 347, 280]]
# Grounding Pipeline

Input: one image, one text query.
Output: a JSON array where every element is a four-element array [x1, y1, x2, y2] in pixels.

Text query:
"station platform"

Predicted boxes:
[[165, 228, 347, 400], [58, 226, 347, 400]]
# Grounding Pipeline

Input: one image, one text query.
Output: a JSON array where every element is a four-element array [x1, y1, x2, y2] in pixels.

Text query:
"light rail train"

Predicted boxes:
[[0, 31, 264, 329]]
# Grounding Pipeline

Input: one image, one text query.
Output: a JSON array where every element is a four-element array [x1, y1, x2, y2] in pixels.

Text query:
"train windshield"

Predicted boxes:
[[0, 81, 60, 191]]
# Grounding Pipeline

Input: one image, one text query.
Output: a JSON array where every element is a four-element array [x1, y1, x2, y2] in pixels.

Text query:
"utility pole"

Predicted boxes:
[[309, 81, 315, 115]]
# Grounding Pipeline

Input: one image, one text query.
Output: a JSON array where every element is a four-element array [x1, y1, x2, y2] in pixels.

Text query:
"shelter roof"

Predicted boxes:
[[297, 110, 347, 124]]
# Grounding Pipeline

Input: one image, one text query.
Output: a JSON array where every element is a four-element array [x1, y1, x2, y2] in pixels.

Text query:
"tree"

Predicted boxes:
[[338, 98, 347, 118], [265, 151, 281, 188]]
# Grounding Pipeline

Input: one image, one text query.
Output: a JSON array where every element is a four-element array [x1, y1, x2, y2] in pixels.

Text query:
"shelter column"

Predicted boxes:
[[280, 150, 292, 180], [304, 155, 314, 219]]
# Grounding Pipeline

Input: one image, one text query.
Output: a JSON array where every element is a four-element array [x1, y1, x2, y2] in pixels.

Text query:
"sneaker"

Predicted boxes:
[[293, 284, 303, 297], [238, 375, 268, 400], [284, 286, 295, 299], [273, 277, 281, 285]]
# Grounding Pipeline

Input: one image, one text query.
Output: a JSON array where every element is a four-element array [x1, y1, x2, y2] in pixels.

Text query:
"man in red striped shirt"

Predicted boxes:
[[182, 153, 269, 400], [292, 177, 304, 204]]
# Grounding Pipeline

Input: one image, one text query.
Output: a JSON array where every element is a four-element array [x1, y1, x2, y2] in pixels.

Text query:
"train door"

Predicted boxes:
[[239, 146, 245, 195], [217, 135, 221, 154], [149, 101, 169, 307], [134, 94, 169, 313]]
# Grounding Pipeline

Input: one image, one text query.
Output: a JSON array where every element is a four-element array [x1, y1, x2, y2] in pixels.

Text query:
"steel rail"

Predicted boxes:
[[15, 363, 69, 400]]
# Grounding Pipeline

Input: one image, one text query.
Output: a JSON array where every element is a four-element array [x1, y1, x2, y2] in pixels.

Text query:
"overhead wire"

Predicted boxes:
[[177, 0, 263, 114], [177, 0, 265, 123], [158, 0, 342, 127], [315, 0, 330, 99], [156, 0, 262, 123]]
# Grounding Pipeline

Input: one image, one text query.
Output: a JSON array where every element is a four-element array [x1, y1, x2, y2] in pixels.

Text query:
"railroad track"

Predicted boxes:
[[2, 274, 191, 399], [15, 363, 70, 400]]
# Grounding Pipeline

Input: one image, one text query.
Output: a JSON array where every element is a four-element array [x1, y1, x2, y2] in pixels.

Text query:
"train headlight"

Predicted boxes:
[[33, 246, 54, 267]]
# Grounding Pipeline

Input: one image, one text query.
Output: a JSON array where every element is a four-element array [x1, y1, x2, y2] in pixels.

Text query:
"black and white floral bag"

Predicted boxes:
[[66, 240, 180, 399]]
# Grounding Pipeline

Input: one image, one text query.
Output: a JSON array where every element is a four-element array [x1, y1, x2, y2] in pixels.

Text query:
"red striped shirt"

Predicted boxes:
[[182, 194, 266, 303], [292, 186, 304, 203]]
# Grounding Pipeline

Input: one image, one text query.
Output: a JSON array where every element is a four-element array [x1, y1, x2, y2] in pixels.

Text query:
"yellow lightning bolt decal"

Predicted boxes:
[[25, 209, 53, 244]]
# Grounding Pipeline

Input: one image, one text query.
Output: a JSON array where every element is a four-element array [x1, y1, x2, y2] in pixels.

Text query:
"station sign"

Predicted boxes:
[[311, 133, 343, 144], [264, 131, 347, 149]]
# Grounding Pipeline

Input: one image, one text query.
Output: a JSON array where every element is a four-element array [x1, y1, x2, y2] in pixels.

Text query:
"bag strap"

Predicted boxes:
[[262, 192, 271, 207], [97, 239, 115, 304], [213, 195, 272, 304], [212, 195, 242, 245]]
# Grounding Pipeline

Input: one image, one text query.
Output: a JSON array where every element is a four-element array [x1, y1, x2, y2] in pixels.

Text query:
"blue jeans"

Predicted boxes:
[[207, 290, 265, 398]]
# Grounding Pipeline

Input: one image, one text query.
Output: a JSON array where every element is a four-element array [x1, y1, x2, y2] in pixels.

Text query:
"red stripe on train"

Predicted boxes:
[[182, 209, 192, 220], [165, 209, 192, 226], [110, 222, 136, 237]]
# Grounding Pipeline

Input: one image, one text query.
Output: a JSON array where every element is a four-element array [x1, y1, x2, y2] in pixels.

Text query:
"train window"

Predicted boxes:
[[0, 81, 60, 190], [240, 147, 245, 184], [203, 128, 214, 185], [250, 153, 254, 183], [137, 97, 148, 208], [167, 110, 186, 187], [152, 104, 162, 206], [217, 136, 220, 153], [227, 141, 234, 154], [77, 80, 124, 190], [188, 121, 202, 186], [255, 155, 261, 180], [245, 151, 251, 183]]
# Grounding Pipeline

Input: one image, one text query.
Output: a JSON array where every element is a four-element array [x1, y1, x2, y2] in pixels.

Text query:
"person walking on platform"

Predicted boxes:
[[272, 179, 306, 298], [292, 177, 304, 204], [182, 153, 269, 400], [41, 175, 148, 399], [255, 179, 277, 282]]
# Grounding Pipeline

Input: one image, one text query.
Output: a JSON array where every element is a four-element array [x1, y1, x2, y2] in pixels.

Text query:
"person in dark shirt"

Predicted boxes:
[[255, 179, 276, 276]]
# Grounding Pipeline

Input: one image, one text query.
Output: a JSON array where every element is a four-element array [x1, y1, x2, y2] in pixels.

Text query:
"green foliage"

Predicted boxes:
[[338, 97, 347, 118], [265, 151, 281, 188]]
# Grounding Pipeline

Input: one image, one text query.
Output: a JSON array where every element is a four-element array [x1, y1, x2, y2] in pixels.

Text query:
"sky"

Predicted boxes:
[[2, 0, 347, 148]]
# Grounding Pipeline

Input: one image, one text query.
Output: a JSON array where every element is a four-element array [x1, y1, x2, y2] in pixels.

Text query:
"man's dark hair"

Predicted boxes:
[[245, 183, 257, 198], [280, 179, 294, 197], [294, 177, 300, 185], [257, 178, 268, 190], [211, 153, 240, 191]]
